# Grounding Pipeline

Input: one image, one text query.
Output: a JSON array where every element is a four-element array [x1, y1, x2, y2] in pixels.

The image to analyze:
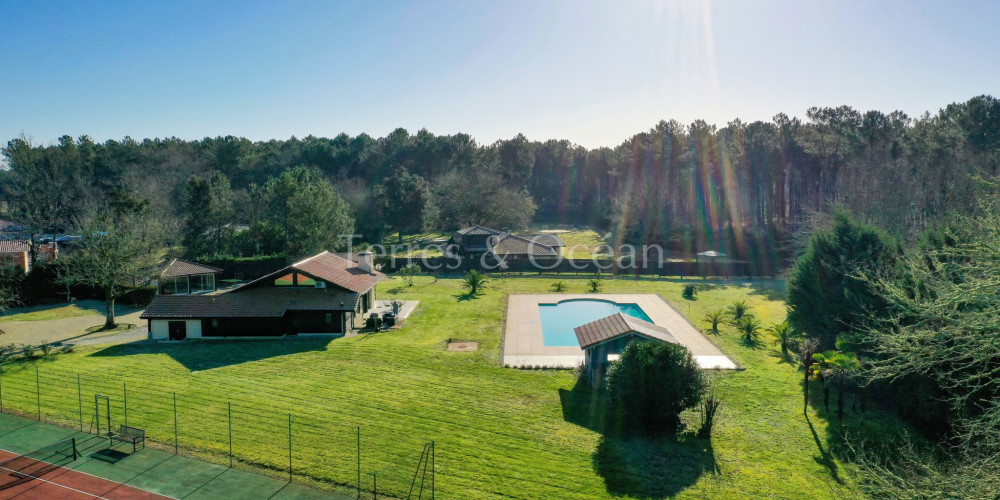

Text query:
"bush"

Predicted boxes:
[[23, 344, 35, 358], [587, 279, 602, 292], [682, 284, 697, 300], [606, 342, 705, 434], [551, 281, 566, 292], [119, 286, 157, 306], [698, 392, 721, 438], [703, 310, 726, 334], [40, 341, 52, 357], [398, 263, 420, 286], [727, 300, 751, 323]]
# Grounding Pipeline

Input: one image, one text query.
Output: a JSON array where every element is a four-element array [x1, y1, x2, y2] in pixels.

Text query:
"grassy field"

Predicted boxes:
[[0, 301, 122, 322], [0, 275, 869, 499]]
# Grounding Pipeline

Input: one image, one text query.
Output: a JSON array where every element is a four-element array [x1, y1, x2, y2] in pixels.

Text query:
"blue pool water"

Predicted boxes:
[[539, 299, 652, 346]]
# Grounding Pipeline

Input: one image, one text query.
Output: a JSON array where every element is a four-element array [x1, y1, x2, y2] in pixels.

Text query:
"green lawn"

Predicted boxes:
[[0, 276, 869, 499], [0, 300, 138, 322]]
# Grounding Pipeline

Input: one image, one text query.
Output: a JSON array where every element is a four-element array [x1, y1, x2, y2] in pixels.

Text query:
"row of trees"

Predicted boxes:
[[786, 203, 1000, 495], [4, 95, 998, 261]]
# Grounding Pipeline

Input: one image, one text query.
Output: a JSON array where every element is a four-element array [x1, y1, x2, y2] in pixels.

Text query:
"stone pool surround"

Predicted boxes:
[[502, 294, 738, 370]]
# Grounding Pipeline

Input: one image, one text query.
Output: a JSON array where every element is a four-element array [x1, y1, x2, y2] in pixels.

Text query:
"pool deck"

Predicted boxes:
[[503, 294, 737, 370]]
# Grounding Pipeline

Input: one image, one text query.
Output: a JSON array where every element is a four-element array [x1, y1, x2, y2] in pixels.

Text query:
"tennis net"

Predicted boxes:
[[0, 437, 78, 490]]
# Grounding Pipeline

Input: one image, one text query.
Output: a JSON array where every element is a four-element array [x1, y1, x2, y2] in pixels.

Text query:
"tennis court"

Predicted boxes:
[[0, 413, 343, 499]]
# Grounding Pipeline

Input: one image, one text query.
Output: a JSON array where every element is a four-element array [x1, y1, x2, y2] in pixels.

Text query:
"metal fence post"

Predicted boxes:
[[123, 382, 128, 426], [357, 426, 361, 500], [35, 365, 40, 421], [77, 374, 82, 431], [228, 402, 233, 469], [287, 413, 292, 482], [173, 392, 178, 454]]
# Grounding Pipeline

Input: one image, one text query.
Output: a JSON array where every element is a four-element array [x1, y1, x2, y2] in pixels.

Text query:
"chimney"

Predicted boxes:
[[357, 251, 374, 275]]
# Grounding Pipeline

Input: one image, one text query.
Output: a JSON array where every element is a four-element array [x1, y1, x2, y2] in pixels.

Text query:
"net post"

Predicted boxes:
[[287, 413, 292, 483], [173, 392, 178, 455], [77, 374, 82, 431], [357, 426, 361, 500], [228, 402, 233, 469], [35, 365, 40, 421], [71, 437, 78, 460]]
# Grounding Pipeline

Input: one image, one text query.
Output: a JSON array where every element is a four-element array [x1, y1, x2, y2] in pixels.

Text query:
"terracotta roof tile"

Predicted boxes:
[[161, 259, 224, 278], [233, 251, 384, 294], [0, 240, 29, 253], [140, 288, 359, 319]]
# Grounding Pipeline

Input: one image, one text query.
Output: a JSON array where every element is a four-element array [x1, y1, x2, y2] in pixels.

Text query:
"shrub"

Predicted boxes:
[[682, 284, 697, 300], [119, 286, 157, 306], [551, 281, 566, 292], [727, 300, 751, 323], [698, 392, 722, 438], [398, 263, 420, 286], [703, 310, 726, 334], [736, 315, 763, 345], [606, 342, 705, 435], [461, 270, 488, 295], [40, 341, 52, 357], [0, 344, 13, 361], [23, 343, 35, 358], [587, 279, 602, 292]]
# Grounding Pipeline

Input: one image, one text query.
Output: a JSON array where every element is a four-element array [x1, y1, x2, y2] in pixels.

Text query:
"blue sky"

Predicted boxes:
[[2, 0, 999, 148]]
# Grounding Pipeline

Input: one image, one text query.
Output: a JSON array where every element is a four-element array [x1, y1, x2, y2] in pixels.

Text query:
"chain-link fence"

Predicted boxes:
[[0, 362, 435, 499]]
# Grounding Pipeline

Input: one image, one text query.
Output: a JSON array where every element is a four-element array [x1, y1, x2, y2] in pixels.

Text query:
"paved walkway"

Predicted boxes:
[[0, 304, 145, 348], [503, 294, 737, 369]]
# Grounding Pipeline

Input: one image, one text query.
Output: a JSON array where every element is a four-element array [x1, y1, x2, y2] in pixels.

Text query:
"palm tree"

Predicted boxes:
[[768, 321, 796, 359], [587, 279, 602, 292], [727, 300, 751, 324], [825, 352, 860, 422], [703, 310, 726, 334], [797, 338, 820, 411], [461, 270, 488, 295], [735, 315, 762, 345], [810, 351, 836, 413]]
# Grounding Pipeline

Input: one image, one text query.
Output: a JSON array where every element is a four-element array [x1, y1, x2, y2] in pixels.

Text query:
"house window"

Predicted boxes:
[[205, 273, 215, 291], [325, 313, 332, 324], [190, 274, 204, 293], [274, 273, 294, 286]]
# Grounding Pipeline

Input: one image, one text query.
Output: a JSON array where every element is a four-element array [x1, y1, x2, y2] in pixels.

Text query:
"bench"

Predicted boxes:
[[111, 425, 145, 452]]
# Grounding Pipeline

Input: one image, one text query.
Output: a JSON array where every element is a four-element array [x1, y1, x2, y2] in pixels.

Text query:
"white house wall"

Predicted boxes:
[[149, 319, 203, 340]]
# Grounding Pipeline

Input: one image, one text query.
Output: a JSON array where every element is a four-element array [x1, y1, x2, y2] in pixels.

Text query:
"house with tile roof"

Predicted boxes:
[[141, 251, 384, 339], [574, 313, 679, 387], [157, 259, 224, 295], [449, 226, 565, 259]]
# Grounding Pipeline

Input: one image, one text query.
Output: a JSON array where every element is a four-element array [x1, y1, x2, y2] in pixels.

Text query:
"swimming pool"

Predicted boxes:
[[539, 299, 652, 346]]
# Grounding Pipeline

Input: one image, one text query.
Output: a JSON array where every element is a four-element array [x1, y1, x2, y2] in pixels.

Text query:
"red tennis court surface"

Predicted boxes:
[[0, 449, 173, 500]]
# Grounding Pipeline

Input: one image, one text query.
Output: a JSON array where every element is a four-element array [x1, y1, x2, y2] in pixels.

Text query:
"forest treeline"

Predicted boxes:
[[2, 95, 999, 261]]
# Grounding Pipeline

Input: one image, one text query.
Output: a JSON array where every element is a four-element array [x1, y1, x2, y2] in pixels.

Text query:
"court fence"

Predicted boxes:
[[0, 363, 435, 500]]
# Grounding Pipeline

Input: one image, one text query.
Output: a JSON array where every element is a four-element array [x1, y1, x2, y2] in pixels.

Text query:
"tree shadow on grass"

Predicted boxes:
[[594, 431, 718, 498], [87, 337, 334, 372], [559, 378, 717, 498], [453, 292, 480, 302]]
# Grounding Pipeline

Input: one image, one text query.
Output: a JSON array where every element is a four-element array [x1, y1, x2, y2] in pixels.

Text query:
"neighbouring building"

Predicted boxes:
[[0, 240, 30, 272], [156, 259, 223, 295], [449, 225, 565, 259], [141, 251, 384, 339], [574, 313, 679, 387], [0, 240, 58, 272]]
